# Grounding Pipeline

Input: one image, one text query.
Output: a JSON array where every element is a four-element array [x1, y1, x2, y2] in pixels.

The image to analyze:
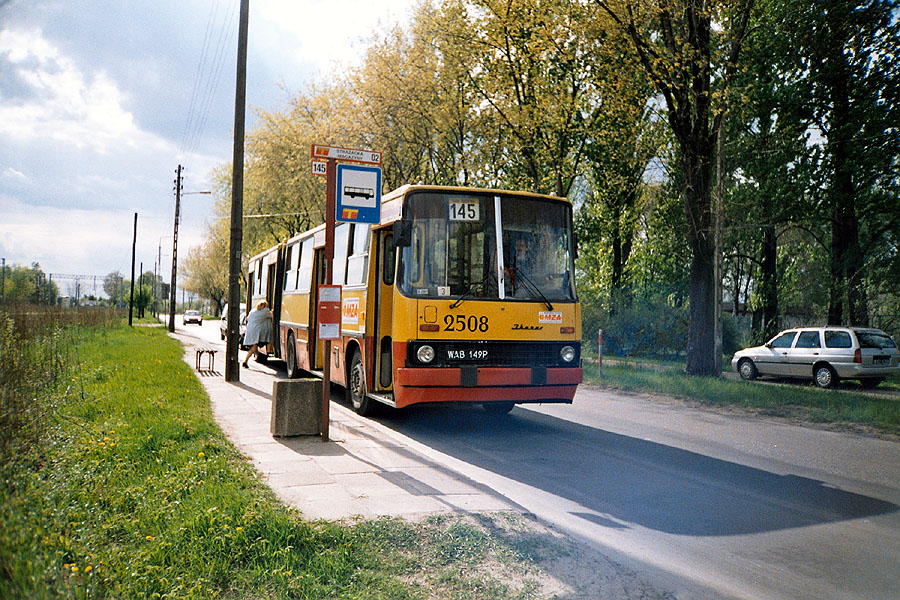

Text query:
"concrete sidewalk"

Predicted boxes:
[[175, 333, 518, 521]]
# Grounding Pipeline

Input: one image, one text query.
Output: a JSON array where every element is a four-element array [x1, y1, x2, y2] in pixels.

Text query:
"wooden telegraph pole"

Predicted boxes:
[[225, 0, 250, 382], [129, 212, 137, 326], [168, 165, 182, 333]]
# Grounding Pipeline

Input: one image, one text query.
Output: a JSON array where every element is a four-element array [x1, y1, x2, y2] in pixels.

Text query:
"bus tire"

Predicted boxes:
[[348, 350, 376, 416], [483, 401, 515, 415], [285, 332, 300, 379]]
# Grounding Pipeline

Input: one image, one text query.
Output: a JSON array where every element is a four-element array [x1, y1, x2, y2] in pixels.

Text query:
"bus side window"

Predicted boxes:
[[297, 237, 314, 292], [257, 259, 264, 294], [333, 223, 350, 286], [346, 224, 370, 286], [283, 245, 293, 291], [382, 233, 395, 286]]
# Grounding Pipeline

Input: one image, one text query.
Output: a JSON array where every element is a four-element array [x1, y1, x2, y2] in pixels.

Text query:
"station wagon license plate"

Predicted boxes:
[[873, 356, 890, 366], [446, 348, 489, 361]]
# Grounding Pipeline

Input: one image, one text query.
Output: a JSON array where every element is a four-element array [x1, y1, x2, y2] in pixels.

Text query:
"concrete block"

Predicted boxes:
[[271, 379, 322, 437]]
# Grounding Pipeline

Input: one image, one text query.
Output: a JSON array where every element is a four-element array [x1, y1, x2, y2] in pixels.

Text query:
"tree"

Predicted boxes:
[[576, 18, 665, 311], [598, 0, 754, 375], [1, 263, 58, 305], [103, 271, 126, 306], [790, 0, 900, 326], [350, 3, 479, 188], [436, 0, 605, 196], [183, 219, 230, 315]]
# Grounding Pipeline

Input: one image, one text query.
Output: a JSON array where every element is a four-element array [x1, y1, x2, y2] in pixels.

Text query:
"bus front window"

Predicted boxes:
[[500, 197, 575, 301], [398, 192, 575, 302]]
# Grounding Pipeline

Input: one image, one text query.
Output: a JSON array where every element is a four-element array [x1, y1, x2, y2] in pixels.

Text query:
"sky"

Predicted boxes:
[[0, 0, 412, 298]]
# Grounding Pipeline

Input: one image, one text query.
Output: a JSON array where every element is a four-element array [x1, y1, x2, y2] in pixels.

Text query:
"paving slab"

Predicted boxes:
[[174, 333, 520, 520]]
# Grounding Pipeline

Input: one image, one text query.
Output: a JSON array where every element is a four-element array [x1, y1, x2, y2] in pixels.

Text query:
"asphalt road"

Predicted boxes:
[[381, 392, 900, 599], [175, 317, 900, 599]]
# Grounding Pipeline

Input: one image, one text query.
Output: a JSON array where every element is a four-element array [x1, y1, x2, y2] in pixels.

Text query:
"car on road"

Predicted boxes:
[[183, 310, 203, 325], [220, 304, 247, 349], [731, 326, 900, 388]]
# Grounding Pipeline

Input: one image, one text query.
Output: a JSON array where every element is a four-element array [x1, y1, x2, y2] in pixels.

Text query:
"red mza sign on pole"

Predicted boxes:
[[317, 285, 342, 340]]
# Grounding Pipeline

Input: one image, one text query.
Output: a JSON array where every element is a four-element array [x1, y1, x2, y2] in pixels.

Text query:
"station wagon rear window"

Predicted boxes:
[[825, 331, 852, 348], [857, 332, 897, 349]]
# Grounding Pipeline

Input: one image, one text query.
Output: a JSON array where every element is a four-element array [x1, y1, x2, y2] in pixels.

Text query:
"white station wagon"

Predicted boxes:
[[731, 326, 900, 389]]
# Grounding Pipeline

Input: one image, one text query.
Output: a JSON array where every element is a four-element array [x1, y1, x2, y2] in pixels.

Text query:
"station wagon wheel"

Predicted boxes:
[[738, 358, 758, 381], [814, 364, 837, 389], [348, 350, 376, 416]]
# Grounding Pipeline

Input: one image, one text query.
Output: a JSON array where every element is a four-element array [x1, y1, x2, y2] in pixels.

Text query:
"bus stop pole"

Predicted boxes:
[[322, 158, 336, 441]]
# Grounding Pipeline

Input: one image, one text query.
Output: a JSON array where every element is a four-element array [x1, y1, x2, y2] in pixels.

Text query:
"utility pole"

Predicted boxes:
[[169, 165, 183, 332], [1, 257, 5, 303], [129, 212, 137, 326], [225, 0, 250, 382]]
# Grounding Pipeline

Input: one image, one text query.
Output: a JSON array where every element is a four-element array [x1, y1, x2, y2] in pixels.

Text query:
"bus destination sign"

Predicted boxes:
[[311, 144, 382, 165]]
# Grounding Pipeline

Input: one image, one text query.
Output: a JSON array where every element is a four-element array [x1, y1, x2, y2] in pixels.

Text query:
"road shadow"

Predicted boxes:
[[377, 405, 898, 537]]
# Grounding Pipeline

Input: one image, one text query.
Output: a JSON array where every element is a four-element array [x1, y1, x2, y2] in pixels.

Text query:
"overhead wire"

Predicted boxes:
[[178, 0, 239, 166]]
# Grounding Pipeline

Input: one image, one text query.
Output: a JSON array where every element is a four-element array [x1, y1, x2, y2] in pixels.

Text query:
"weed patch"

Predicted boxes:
[[584, 362, 900, 436]]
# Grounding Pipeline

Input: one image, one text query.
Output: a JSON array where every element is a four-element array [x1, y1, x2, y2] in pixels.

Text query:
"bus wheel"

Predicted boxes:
[[348, 350, 376, 416], [483, 401, 515, 415], [285, 332, 299, 379]]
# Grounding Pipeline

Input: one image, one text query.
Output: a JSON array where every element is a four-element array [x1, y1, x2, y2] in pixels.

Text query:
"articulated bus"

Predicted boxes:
[[246, 185, 582, 415]]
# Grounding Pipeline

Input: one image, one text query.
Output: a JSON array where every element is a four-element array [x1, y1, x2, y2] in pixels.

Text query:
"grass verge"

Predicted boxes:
[[584, 362, 900, 436], [1, 320, 556, 599]]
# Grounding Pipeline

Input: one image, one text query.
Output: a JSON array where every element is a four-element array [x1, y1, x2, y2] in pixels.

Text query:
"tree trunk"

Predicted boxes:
[[760, 225, 778, 339], [682, 143, 718, 376], [825, 3, 867, 326]]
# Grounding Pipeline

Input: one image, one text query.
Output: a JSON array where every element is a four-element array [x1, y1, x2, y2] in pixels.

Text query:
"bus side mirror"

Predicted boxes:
[[393, 219, 412, 247]]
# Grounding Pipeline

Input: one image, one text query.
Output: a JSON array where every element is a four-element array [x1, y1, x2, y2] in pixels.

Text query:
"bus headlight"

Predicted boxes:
[[417, 345, 435, 363], [560, 345, 576, 363]]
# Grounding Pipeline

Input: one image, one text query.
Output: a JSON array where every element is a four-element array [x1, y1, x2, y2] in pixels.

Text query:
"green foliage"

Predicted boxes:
[[1, 262, 59, 305]]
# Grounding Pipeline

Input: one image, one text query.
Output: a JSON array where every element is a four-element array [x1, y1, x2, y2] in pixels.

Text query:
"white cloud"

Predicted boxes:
[[1, 167, 27, 183], [0, 28, 168, 154], [0, 195, 207, 279], [255, 0, 411, 75]]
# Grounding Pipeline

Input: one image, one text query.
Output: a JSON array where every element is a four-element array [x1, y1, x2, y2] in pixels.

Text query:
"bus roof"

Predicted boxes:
[[382, 184, 572, 206]]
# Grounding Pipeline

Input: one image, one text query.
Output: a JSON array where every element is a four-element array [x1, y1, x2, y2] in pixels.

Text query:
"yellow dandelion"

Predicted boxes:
[[84, 565, 93, 573], [71, 566, 79, 573], [198, 452, 205, 458], [146, 535, 154, 541]]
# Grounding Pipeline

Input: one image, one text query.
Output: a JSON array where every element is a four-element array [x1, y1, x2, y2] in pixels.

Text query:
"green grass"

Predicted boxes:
[[584, 361, 900, 436], [0, 321, 551, 599]]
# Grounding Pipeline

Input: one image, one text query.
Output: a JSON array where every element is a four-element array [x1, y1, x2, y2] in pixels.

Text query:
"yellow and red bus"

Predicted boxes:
[[247, 184, 582, 415]]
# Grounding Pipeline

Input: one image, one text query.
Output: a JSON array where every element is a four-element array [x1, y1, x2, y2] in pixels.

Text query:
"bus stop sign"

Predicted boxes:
[[336, 164, 382, 224]]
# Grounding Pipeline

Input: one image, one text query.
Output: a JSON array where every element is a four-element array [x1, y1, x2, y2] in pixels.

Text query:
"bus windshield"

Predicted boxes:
[[398, 192, 576, 302]]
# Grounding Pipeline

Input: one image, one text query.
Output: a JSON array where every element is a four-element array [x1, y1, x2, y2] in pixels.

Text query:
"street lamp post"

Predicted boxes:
[[167, 164, 210, 332]]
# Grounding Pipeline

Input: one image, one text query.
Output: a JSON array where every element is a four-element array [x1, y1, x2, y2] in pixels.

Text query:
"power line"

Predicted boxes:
[[179, 0, 239, 162]]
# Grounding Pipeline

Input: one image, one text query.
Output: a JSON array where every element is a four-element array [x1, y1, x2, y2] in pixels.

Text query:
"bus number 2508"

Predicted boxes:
[[443, 314, 489, 332]]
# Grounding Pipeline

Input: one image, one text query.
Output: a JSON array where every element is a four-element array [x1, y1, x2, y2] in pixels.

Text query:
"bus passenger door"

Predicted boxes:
[[374, 231, 395, 391], [309, 248, 326, 371]]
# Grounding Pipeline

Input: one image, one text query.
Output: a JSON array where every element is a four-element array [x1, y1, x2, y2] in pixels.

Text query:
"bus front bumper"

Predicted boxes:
[[394, 366, 582, 408]]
